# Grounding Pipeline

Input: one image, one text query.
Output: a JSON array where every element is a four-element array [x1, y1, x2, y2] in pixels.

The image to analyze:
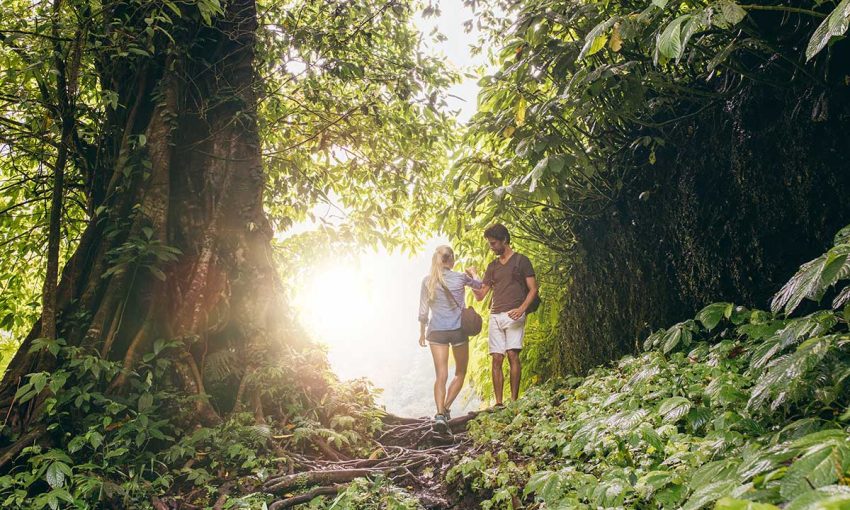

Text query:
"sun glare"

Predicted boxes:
[[295, 266, 375, 348]]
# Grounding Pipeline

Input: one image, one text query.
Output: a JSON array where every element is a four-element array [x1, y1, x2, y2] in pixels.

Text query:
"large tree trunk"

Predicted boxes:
[[0, 0, 288, 438]]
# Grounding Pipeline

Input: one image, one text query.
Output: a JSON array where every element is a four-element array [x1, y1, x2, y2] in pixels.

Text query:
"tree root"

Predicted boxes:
[[0, 424, 46, 472], [264, 468, 383, 494], [256, 411, 486, 508], [268, 484, 345, 509]]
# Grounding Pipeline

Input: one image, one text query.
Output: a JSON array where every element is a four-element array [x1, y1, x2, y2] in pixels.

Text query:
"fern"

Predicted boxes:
[[202, 349, 240, 383]]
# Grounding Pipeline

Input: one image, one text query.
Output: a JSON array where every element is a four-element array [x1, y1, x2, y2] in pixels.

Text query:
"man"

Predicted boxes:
[[469, 224, 538, 406]]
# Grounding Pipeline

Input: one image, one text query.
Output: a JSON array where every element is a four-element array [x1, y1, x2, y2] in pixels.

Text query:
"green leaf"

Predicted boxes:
[[715, 497, 779, 509], [31, 372, 47, 395], [580, 18, 617, 59], [780, 446, 844, 500], [820, 252, 848, 289], [657, 15, 690, 60], [806, 0, 850, 61], [786, 486, 850, 510], [719, 1, 747, 25], [682, 480, 737, 510], [659, 396, 692, 423], [524, 470, 565, 502], [45, 462, 67, 489], [697, 302, 733, 331], [148, 266, 167, 281], [138, 393, 153, 413]]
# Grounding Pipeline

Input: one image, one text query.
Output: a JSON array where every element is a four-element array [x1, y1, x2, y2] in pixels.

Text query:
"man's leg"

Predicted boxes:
[[506, 349, 522, 401], [488, 313, 507, 405], [491, 353, 505, 405], [504, 313, 526, 401], [429, 343, 450, 414], [445, 342, 469, 412]]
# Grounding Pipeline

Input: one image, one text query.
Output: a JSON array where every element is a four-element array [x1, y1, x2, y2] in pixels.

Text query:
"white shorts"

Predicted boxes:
[[488, 312, 526, 354]]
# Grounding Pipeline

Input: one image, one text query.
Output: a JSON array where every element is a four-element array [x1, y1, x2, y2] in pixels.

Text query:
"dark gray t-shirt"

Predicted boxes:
[[483, 253, 535, 314]]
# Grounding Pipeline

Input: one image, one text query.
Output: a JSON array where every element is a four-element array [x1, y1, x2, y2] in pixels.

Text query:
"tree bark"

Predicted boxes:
[[1, 0, 299, 438]]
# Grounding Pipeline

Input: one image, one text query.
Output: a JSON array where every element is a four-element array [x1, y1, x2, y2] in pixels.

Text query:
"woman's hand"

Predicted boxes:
[[418, 335, 427, 347], [465, 266, 479, 279]]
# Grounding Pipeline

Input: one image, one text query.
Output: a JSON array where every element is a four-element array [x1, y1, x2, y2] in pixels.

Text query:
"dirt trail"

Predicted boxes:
[[263, 412, 483, 509]]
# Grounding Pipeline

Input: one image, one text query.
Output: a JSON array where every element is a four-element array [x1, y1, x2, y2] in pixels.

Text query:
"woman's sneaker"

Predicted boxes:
[[433, 414, 449, 433], [444, 408, 452, 420]]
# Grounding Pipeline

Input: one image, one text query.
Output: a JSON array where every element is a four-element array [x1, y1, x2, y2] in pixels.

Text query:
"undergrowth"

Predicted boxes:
[[0, 339, 382, 509], [447, 226, 850, 509], [4, 218, 850, 509]]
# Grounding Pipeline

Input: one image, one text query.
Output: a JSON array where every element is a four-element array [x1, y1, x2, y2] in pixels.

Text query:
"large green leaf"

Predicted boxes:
[[580, 18, 618, 59], [659, 396, 692, 423], [683, 480, 738, 510], [779, 446, 845, 500], [657, 15, 690, 60], [697, 302, 733, 331], [718, 1, 747, 26], [715, 497, 779, 509], [806, 0, 850, 60], [786, 486, 850, 510], [524, 470, 567, 502]]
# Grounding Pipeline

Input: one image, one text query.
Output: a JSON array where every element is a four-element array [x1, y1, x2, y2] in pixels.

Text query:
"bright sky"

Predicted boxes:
[[416, 2, 485, 124], [291, 3, 487, 417]]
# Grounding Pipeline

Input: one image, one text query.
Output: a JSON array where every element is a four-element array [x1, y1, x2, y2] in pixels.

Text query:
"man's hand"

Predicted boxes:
[[507, 307, 525, 320], [418, 335, 427, 347]]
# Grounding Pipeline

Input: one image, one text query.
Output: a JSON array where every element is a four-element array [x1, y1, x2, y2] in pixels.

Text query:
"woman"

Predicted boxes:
[[417, 245, 482, 432]]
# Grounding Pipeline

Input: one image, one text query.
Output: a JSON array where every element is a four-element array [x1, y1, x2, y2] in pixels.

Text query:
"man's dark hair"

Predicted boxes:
[[484, 223, 510, 244]]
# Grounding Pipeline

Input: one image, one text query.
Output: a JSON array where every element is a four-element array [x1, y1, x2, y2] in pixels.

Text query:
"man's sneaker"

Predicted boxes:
[[433, 414, 449, 433]]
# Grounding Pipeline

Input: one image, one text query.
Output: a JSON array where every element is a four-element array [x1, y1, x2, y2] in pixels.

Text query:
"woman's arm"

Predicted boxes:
[[466, 267, 490, 301], [418, 280, 429, 346], [463, 270, 483, 290]]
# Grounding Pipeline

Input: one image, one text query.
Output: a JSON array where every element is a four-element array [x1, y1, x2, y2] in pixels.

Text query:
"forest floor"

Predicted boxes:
[[153, 412, 485, 510], [264, 412, 482, 509]]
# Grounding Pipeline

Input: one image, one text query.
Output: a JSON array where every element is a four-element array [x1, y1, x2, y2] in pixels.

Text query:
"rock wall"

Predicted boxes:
[[549, 79, 850, 374]]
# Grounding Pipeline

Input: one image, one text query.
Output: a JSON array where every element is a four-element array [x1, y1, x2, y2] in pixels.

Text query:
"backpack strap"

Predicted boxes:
[[512, 253, 527, 288], [439, 281, 464, 310]]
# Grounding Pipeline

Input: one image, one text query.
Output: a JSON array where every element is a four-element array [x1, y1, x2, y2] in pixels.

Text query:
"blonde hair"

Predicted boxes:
[[427, 245, 455, 302]]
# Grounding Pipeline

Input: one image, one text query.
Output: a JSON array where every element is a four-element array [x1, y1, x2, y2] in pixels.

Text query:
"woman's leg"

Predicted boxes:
[[445, 342, 469, 412], [429, 342, 450, 414]]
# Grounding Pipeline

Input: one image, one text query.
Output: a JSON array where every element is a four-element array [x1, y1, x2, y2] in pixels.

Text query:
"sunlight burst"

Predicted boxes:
[[294, 266, 376, 348]]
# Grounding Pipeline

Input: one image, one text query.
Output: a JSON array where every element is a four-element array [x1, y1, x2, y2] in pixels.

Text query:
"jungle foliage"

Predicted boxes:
[[447, 0, 850, 379], [2, 0, 850, 507], [0, 0, 456, 507], [447, 224, 850, 509], [0, 0, 456, 373]]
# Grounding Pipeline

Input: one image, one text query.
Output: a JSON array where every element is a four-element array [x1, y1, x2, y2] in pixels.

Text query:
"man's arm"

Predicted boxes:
[[473, 283, 491, 301], [507, 276, 537, 320]]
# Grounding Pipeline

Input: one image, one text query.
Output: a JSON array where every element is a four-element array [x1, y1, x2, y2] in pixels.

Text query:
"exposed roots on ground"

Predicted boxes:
[[263, 411, 483, 509], [148, 411, 485, 509]]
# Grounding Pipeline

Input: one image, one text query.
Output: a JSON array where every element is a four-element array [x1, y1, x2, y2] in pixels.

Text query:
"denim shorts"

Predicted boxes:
[[427, 328, 468, 347]]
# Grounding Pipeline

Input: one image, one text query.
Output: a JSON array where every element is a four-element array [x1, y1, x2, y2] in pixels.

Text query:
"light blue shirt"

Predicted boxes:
[[418, 269, 482, 334]]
